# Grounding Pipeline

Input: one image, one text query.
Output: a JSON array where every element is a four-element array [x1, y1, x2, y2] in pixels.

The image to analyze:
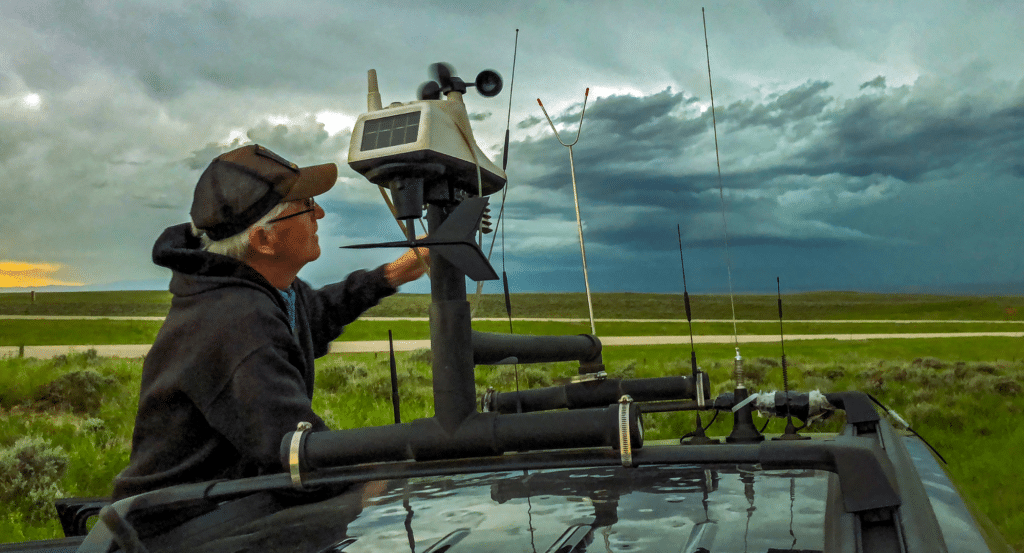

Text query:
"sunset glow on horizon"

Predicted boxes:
[[0, 260, 84, 288]]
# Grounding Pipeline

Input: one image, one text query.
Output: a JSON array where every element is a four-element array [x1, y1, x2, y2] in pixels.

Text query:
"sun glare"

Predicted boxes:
[[0, 260, 83, 288], [22, 93, 41, 110], [315, 111, 356, 136]]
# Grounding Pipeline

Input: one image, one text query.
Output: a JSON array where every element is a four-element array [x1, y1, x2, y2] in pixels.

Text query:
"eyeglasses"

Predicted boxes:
[[267, 198, 317, 224]]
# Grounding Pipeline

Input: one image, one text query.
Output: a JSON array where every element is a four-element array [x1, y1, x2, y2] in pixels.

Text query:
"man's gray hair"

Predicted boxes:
[[192, 202, 290, 261]]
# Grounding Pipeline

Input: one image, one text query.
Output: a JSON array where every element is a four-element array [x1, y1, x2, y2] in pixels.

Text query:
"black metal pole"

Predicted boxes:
[[427, 203, 477, 433], [389, 330, 401, 424]]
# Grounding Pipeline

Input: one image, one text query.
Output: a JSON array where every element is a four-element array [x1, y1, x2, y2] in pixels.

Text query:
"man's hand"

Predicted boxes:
[[384, 246, 430, 287]]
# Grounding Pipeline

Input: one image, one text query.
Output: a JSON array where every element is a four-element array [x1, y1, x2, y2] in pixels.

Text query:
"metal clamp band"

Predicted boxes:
[[695, 370, 706, 408], [289, 421, 313, 490], [481, 387, 496, 412], [618, 395, 633, 467], [571, 370, 608, 384]]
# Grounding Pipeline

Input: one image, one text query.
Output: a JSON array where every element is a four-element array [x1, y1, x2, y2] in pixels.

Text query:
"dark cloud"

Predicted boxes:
[[860, 76, 886, 90], [509, 89, 710, 198], [499, 71, 1024, 286], [517, 115, 543, 129], [762, 1, 847, 47], [3, 1, 1023, 294], [802, 81, 1024, 182], [5, 0, 365, 100], [719, 80, 833, 128]]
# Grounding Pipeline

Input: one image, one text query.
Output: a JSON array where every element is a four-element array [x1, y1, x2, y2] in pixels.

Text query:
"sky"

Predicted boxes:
[[1, 0, 1023, 295]]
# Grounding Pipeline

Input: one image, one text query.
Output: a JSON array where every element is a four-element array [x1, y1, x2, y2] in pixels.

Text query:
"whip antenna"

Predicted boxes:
[[678, 224, 718, 445], [703, 8, 761, 444], [503, 30, 520, 393], [503, 29, 519, 172], [702, 8, 739, 355], [474, 29, 519, 318], [774, 277, 809, 440], [473, 29, 523, 393], [538, 89, 597, 335], [388, 330, 401, 424]]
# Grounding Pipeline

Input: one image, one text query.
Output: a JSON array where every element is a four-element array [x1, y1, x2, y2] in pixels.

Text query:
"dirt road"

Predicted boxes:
[[3, 331, 1022, 359]]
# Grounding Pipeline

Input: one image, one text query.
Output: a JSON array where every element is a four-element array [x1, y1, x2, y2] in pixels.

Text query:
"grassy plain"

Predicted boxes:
[[1, 291, 1023, 549], [4, 290, 1024, 348], [4, 289, 1024, 320], [5, 318, 1024, 347]]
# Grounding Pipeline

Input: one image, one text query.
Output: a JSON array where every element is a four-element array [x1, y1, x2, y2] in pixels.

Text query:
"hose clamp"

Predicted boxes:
[[481, 387, 496, 412], [290, 421, 313, 490], [571, 371, 607, 384], [619, 395, 634, 467], [695, 370, 706, 408]]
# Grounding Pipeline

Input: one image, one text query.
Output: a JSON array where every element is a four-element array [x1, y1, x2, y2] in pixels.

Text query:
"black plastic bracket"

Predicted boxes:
[[54, 497, 111, 537], [824, 392, 880, 435]]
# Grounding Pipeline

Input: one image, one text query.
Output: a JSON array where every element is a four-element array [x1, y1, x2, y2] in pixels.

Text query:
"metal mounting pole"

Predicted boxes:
[[538, 90, 596, 335]]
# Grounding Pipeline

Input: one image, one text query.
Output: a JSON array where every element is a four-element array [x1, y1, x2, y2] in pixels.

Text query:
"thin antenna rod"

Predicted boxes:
[[504, 29, 521, 394], [679, 224, 718, 445], [702, 7, 739, 350], [708, 7, 760, 445], [774, 277, 808, 440], [474, 28, 519, 314], [538, 91, 597, 335], [679, 224, 697, 356], [503, 29, 519, 172], [388, 330, 401, 424], [777, 277, 788, 395]]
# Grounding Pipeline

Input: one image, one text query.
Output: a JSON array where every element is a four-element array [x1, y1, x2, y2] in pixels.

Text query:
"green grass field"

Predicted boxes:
[[4, 290, 1024, 349], [4, 289, 1024, 320], [4, 318, 1024, 347], [1, 291, 1023, 549]]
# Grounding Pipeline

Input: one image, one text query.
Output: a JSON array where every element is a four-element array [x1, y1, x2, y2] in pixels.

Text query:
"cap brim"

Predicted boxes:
[[281, 162, 338, 201]]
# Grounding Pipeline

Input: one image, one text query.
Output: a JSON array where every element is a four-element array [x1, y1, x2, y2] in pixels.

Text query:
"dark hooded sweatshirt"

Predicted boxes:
[[112, 223, 396, 499]]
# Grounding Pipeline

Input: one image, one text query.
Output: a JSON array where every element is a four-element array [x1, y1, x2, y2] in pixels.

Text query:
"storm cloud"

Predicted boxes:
[[1, 0, 1022, 294]]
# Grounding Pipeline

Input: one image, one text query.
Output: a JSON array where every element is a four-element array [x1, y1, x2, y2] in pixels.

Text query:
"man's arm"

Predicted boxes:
[[300, 247, 430, 357], [385, 247, 430, 287]]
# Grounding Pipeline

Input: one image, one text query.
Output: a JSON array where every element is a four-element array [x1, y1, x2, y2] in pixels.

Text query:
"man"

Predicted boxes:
[[112, 144, 427, 499]]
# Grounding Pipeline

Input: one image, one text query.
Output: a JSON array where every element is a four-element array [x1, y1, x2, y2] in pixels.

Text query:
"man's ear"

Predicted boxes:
[[249, 226, 275, 256]]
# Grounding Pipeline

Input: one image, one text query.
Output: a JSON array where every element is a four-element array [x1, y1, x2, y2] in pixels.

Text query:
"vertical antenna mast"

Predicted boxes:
[[538, 91, 597, 335], [702, 7, 740, 362], [502, 29, 519, 335], [774, 277, 809, 440], [388, 329, 401, 424], [703, 7, 761, 444], [475, 28, 520, 314], [678, 225, 718, 445]]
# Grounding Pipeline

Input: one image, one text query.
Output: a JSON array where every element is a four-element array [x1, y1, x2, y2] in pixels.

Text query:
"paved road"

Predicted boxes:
[[3, 331, 1022, 359]]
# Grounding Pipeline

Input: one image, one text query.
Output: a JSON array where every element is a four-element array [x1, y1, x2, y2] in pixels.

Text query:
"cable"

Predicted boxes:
[[866, 393, 948, 464]]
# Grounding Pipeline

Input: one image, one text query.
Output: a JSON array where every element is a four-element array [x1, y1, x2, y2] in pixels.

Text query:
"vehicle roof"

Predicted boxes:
[[147, 464, 835, 553]]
